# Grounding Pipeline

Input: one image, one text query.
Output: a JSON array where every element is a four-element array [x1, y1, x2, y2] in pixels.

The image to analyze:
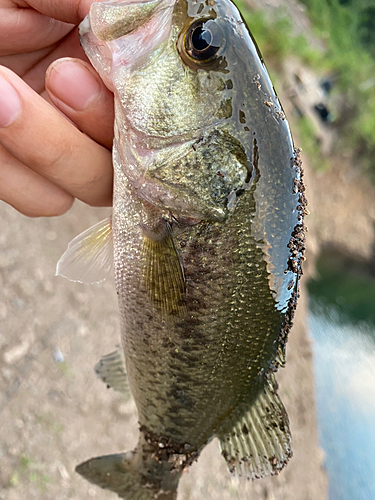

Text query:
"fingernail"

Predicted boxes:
[[47, 59, 101, 111], [0, 74, 21, 127]]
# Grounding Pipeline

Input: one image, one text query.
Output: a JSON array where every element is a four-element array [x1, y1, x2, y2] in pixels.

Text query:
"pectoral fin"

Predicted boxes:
[[95, 347, 129, 396], [56, 217, 113, 284], [218, 375, 292, 479], [142, 223, 186, 319]]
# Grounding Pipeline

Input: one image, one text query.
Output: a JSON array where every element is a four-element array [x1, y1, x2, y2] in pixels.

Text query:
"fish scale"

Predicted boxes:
[[56, 0, 306, 497], [112, 155, 283, 447]]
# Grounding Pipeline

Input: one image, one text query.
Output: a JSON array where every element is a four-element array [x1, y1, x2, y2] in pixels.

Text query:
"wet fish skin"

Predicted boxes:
[[68, 0, 306, 497]]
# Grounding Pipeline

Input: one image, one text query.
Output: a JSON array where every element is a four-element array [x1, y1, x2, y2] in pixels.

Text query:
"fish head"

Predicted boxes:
[[80, 0, 293, 223]]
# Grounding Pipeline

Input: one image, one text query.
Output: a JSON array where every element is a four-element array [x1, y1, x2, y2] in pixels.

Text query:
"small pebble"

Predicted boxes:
[[53, 347, 65, 363], [4, 340, 30, 364]]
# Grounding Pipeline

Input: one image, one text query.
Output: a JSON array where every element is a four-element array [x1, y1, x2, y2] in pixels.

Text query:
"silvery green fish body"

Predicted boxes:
[[72, 0, 305, 497]]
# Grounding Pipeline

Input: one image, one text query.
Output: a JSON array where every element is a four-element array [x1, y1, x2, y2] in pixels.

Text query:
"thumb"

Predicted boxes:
[[46, 58, 115, 150]]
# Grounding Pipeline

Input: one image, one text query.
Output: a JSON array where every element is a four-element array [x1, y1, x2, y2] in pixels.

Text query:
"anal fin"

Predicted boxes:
[[218, 376, 292, 480]]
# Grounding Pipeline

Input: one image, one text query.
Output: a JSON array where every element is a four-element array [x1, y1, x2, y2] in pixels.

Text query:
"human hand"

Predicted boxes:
[[0, 0, 115, 217]]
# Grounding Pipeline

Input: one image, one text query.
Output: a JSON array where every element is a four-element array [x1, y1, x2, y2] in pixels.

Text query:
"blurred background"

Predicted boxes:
[[1, 0, 375, 499]]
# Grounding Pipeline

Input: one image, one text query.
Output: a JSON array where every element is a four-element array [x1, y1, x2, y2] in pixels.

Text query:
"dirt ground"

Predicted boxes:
[[3, 153, 374, 500], [0, 199, 327, 500]]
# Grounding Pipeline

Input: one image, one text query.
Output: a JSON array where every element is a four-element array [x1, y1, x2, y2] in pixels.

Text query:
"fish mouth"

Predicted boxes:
[[79, 0, 176, 91], [78, 15, 91, 37]]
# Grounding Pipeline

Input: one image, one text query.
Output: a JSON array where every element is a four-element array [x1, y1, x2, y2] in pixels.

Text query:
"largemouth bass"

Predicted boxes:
[[57, 0, 306, 498]]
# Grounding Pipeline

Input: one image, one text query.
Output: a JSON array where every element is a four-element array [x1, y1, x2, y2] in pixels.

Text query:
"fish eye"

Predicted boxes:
[[183, 19, 223, 63]]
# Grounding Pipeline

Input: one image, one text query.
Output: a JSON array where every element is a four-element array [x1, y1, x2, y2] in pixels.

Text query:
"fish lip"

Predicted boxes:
[[79, 15, 91, 37]]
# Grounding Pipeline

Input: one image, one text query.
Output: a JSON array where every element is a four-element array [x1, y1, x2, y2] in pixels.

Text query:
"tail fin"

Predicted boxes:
[[76, 450, 179, 500]]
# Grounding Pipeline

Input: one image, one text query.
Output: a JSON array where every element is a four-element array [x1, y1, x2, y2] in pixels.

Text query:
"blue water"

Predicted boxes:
[[308, 304, 375, 500]]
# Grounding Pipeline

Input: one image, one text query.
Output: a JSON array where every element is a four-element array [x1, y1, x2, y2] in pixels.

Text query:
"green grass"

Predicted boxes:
[[297, 0, 375, 173], [296, 117, 330, 171], [35, 412, 65, 433], [234, 1, 329, 168], [307, 251, 375, 326], [10, 455, 51, 492], [57, 360, 74, 378], [235, 2, 320, 65], [234, 0, 375, 177]]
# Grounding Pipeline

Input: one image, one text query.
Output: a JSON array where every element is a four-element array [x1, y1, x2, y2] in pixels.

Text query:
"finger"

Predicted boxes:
[[0, 66, 113, 207], [46, 58, 114, 149], [24, 0, 99, 25], [0, 28, 88, 94], [25, 29, 88, 94], [0, 45, 59, 81], [0, 4, 74, 55], [0, 145, 74, 217]]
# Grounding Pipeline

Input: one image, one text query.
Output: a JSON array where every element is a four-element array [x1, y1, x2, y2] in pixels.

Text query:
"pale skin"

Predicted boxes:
[[0, 0, 115, 217]]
